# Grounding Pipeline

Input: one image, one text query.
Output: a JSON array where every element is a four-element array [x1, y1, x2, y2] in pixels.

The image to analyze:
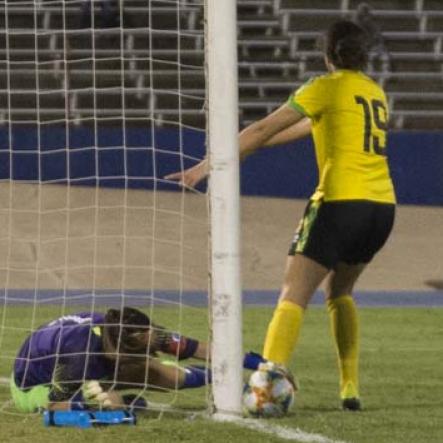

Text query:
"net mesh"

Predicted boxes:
[[0, 0, 211, 416]]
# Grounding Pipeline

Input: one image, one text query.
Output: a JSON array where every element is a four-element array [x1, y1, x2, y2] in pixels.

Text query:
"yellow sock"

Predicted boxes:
[[263, 300, 304, 366], [327, 295, 360, 399]]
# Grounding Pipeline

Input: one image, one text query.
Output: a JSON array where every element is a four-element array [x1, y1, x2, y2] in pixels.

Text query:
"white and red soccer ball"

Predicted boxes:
[[243, 363, 295, 418]]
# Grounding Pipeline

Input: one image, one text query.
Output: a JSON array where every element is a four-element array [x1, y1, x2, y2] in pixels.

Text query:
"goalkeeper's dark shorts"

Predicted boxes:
[[288, 199, 395, 270]]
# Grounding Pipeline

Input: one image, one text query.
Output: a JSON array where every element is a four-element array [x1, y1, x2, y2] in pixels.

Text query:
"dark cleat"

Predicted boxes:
[[342, 397, 362, 411]]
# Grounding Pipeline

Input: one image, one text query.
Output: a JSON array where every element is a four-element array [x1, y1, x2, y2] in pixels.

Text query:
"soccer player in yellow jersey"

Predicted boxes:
[[166, 20, 396, 411]]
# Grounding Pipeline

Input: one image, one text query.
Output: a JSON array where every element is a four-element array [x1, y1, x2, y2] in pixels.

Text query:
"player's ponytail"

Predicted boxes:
[[102, 307, 151, 359], [326, 20, 369, 70]]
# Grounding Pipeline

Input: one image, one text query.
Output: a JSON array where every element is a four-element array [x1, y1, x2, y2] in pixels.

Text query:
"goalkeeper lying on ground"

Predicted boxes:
[[12, 307, 265, 412]]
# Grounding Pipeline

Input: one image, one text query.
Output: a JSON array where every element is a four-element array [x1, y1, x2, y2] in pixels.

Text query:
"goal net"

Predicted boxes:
[[0, 0, 241, 418]]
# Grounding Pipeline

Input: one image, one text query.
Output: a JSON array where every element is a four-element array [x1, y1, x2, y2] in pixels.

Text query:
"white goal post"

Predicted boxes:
[[206, 0, 243, 417]]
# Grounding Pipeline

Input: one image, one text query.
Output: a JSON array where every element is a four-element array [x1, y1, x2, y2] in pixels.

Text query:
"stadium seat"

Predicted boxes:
[[1, 0, 442, 129]]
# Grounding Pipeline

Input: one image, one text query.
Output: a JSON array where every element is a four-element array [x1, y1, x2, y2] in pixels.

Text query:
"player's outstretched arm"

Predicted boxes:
[[151, 329, 265, 369], [238, 103, 304, 160], [151, 328, 208, 360], [147, 358, 210, 390], [165, 104, 304, 188], [263, 117, 311, 147], [113, 355, 210, 390], [164, 158, 209, 189]]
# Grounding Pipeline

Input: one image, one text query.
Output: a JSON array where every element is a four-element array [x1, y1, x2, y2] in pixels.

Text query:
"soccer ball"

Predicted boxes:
[[243, 365, 295, 418]]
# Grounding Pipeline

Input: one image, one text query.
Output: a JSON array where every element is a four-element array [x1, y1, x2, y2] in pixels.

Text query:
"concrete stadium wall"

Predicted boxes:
[[0, 125, 442, 205]]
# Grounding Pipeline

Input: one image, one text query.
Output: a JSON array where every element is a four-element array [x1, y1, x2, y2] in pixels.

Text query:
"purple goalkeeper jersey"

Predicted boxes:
[[14, 312, 113, 389]]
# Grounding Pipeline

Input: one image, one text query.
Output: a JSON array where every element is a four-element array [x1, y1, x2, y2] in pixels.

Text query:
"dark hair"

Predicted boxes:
[[102, 307, 151, 358], [325, 20, 370, 70]]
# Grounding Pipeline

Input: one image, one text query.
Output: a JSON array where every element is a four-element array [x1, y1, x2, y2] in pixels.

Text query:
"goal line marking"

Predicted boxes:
[[214, 414, 347, 443], [238, 419, 347, 443]]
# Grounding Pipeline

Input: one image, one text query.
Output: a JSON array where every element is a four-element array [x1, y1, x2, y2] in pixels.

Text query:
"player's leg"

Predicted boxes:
[[10, 374, 50, 412], [263, 199, 333, 366], [263, 254, 329, 366], [325, 201, 395, 410], [325, 262, 365, 410]]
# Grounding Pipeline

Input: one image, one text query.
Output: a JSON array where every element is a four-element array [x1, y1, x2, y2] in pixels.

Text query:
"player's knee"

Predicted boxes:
[[325, 271, 360, 299], [279, 284, 292, 301], [279, 284, 311, 308], [325, 280, 352, 300]]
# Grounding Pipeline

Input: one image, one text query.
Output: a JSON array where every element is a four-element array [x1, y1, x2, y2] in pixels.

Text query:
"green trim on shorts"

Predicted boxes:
[[295, 200, 321, 253], [10, 374, 50, 413]]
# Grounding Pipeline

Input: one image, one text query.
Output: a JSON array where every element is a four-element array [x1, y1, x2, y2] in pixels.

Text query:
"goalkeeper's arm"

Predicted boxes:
[[151, 328, 266, 370], [147, 352, 264, 390], [115, 356, 211, 390], [152, 327, 207, 360]]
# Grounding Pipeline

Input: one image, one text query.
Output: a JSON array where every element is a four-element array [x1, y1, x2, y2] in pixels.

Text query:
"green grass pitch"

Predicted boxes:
[[0, 305, 442, 443]]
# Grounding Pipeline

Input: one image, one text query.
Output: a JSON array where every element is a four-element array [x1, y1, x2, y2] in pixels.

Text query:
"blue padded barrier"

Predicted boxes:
[[0, 125, 441, 205]]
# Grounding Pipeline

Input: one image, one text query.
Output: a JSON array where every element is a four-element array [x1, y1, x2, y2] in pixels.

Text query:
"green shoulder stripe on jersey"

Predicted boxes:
[[287, 97, 310, 117], [300, 76, 316, 88]]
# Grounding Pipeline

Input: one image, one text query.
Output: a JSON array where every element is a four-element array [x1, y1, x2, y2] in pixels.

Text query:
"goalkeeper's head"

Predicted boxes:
[[102, 307, 152, 358], [324, 20, 370, 71]]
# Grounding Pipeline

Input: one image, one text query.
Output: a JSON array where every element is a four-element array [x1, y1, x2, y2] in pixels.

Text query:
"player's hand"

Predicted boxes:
[[83, 380, 122, 409], [164, 159, 209, 189]]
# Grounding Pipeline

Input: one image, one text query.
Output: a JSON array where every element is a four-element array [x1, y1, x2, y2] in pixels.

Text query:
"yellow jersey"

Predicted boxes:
[[288, 69, 396, 204]]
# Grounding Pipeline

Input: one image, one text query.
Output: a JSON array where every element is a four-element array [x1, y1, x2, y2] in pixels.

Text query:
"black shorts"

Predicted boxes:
[[288, 199, 395, 269]]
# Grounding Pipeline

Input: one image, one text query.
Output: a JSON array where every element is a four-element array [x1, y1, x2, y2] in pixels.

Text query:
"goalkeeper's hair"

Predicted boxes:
[[325, 20, 369, 70], [102, 307, 151, 359]]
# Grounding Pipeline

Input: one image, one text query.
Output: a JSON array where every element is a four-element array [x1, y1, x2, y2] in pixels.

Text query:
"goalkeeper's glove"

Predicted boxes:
[[182, 365, 212, 389], [243, 351, 267, 370], [82, 380, 114, 408]]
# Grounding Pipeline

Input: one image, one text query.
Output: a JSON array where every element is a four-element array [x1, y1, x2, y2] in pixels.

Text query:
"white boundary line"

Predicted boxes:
[[213, 414, 347, 443], [240, 419, 347, 443]]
